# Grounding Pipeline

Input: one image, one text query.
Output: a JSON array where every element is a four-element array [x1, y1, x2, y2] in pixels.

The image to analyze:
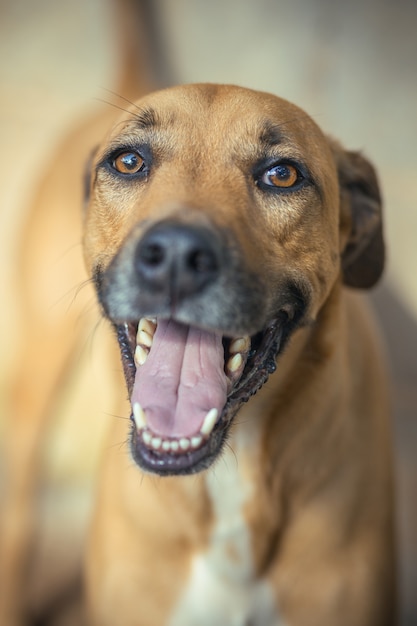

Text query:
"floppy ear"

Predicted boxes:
[[332, 143, 385, 289]]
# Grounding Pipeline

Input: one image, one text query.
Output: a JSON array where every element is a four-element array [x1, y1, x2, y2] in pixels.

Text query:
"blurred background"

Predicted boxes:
[[0, 0, 416, 623]]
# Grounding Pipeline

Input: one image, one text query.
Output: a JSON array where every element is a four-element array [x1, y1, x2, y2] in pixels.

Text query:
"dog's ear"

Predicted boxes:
[[332, 142, 385, 289], [83, 147, 98, 210]]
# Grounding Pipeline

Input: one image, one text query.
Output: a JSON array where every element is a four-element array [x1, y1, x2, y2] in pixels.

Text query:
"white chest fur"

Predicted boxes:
[[169, 422, 284, 626]]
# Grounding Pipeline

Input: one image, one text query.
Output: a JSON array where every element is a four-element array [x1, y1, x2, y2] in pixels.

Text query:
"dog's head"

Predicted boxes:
[[83, 84, 384, 475]]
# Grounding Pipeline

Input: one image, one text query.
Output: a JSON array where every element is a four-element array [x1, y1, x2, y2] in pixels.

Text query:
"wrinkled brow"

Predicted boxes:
[[124, 106, 179, 134], [132, 107, 159, 130], [258, 121, 285, 149]]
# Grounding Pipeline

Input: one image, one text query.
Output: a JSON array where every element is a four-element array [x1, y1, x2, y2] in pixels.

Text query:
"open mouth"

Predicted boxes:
[[116, 313, 290, 475]]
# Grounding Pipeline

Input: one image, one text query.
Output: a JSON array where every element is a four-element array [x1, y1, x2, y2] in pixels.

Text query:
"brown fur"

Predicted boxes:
[[83, 84, 395, 625]]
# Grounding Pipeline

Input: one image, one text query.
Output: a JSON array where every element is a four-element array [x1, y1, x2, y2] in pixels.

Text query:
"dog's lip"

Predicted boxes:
[[115, 314, 287, 475], [130, 419, 226, 475]]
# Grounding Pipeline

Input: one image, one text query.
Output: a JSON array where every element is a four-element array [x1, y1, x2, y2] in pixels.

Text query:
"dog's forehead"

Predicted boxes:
[[111, 84, 329, 158]]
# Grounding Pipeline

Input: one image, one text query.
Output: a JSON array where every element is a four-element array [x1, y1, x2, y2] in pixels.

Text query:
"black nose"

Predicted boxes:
[[135, 221, 222, 298]]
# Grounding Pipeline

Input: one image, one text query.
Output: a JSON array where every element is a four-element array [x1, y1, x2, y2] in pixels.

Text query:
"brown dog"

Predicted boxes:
[[82, 84, 396, 625]]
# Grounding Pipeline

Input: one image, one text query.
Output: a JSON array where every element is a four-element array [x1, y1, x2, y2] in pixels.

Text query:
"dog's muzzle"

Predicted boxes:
[[96, 218, 307, 475]]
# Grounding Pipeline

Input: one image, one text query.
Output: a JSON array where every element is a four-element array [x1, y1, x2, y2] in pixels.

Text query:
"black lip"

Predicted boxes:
[[130, 421, 228, 475], [115, 314, 292, 476]]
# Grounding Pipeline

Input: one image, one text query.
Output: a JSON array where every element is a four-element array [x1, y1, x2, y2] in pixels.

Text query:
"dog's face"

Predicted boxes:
[[83, 84, 383, 475]]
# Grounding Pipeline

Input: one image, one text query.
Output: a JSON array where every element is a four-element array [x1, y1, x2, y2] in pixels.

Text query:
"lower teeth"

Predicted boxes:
[[139, 429, 204, 454], [133, 405, 219, 455]]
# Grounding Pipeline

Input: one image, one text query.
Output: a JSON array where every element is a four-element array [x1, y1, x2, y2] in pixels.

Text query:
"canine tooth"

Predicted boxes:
[[138, 318, 156, 335], [229, 336, 250, 354], [191, 435, 203, 449], [135, 345, 148, 366], [137, 329, 153, 348], [179, 438, 191, 451], [133, 403, 147, 429], [170, 441, 179, 452], [227, 353, 243, 374], [151, 437, 162, 450], [200, 408, 218, 437], [136, 319, 156, 350], [142, 430, 152, 446]]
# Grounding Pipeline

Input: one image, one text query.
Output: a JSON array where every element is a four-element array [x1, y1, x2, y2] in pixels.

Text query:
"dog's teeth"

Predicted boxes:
[[200, 408, 218, 437], [179, 438, 191, 451], [142, 430, 152, 446], [229, 336, 250, 355], [136, 318, 156, 349], [140, 431, 204, 454], [133, 403, 147, 429], [137, 330, 153, 348], [135, 345, 149, 366], [138, 318, 157, 333], [227, 353, 243, 374], [191, 435, 203, 449], [151, 436, 162, 450]]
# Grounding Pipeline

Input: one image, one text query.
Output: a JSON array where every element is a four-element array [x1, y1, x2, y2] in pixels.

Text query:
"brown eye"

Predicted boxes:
[[113, 151, 145, 175], [261, 163, 299, 188]]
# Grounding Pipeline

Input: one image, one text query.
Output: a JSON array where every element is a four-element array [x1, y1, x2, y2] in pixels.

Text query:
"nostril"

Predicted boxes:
[[187, 249, 218, 274], [139, 242, 166, 267]]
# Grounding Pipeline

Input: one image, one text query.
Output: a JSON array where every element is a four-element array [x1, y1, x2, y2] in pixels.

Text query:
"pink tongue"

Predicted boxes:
[[131, 319, 228, 438]]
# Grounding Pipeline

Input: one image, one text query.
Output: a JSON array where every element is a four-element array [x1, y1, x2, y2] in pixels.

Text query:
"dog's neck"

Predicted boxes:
[[200, 283, 348, 569]]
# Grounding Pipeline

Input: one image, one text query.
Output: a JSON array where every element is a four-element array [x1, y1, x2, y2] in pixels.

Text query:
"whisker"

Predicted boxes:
[[48, 277, 95, 315], [100, 88, 143, 113], [108, 438, 130, 453], [232, 417, 250, 429], [73, 277, 94, 300], [93, 97, 144, 124], [58, 240, 84, 261], [79, 315, 106, 360], [224, 440, 239, 470], [279, 111, 326, 128], [103, 411, 130, 422]]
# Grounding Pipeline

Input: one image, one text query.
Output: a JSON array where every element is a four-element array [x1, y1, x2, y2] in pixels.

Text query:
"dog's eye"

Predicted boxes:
[[261, 163, 300, 188], [112, 151, 145, 175]]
